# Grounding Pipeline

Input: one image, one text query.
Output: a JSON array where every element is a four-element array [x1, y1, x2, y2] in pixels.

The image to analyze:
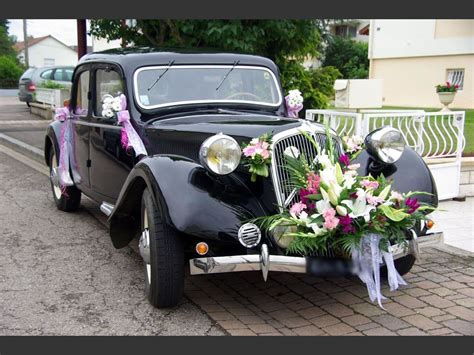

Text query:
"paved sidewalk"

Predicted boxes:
[[432, 198, 474, 254], [185, 249, 474, 336]]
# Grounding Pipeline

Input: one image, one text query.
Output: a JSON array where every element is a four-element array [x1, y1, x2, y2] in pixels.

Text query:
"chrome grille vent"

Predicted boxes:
[[238, 223, 262, 248], [271, 129, 343, 210]]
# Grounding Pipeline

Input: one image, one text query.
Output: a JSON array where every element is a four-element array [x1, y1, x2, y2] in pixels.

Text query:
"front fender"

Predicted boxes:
[[353, 147, 438, 207], [109, 154, 267, 249]]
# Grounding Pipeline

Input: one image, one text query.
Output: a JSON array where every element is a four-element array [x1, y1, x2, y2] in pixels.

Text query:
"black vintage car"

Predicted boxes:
[[45, 48, 440, 308]]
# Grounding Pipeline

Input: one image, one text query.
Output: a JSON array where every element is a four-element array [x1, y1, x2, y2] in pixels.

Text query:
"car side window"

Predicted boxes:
[[40, 69, 53, 80], [95, 69, 124, 118], [73, 71, 90, 116], [52, 69, 64, 81], [65, 69, 73, 82]]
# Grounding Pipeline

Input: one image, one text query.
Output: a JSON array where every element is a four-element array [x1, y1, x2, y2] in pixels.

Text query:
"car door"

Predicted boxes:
[[88, 64, 134, 202], [70, 66, 92, 190]]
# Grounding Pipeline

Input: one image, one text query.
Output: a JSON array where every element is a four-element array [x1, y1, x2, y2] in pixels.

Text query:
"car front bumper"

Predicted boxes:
[[189, 231, 443, 280]]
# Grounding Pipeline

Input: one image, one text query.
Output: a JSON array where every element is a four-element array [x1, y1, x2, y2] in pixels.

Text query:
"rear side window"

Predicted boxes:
[[74, 70, 90, 116], [40, 69, 53, 79], [95, 69, 124, 117], [20, 68, 36, 80]]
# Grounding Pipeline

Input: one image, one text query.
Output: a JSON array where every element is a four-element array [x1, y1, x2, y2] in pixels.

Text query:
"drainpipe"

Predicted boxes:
[[77, 19, 87, 60], [368, 19, 375, 79]]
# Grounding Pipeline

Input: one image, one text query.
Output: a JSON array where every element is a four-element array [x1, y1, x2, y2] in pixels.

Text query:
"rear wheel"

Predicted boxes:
[[49, 148, 81, 212], [140, 188, 184, 308]]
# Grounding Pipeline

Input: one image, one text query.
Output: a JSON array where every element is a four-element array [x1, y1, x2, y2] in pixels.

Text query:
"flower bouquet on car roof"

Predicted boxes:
[[254, 124, 436, 307]]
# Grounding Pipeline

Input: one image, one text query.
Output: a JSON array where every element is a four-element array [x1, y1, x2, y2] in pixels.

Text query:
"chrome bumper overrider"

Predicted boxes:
[[189, 232, 443, 280]]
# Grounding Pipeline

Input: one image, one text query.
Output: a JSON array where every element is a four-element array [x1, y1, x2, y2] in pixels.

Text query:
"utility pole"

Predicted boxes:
[[22, 19, 29, 68], [76, 19, 87, 60]]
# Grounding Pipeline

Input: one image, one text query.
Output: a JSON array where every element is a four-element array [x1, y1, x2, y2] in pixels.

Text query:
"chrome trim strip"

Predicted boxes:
[[133, 65, 283, 110], [73, 120, 122, 131]]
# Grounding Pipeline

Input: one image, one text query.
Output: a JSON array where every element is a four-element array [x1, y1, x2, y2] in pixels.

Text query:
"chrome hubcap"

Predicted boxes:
[[140, 208, 151, 284], [50, 153, 62, 199]]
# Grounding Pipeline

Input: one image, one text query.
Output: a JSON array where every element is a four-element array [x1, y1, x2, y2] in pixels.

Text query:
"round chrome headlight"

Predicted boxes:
[[365, 127, 406, 164], [199, 134, 241, 175]]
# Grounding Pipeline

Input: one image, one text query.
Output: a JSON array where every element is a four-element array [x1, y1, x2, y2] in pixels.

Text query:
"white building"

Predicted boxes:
[[369, 20, 473, 109], [328, 19, 370, 43], [15, 35, 78, 68]]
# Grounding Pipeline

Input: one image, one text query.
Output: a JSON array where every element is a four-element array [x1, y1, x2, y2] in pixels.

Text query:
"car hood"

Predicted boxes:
[[146, 113, 309, 142]]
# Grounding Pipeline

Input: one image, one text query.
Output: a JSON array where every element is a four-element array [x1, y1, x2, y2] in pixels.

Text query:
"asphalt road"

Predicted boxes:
[[0, 149, 224, 335]]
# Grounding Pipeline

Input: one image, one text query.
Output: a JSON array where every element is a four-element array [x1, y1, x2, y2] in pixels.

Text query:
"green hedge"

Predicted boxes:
[[0, 55, 23, 88]]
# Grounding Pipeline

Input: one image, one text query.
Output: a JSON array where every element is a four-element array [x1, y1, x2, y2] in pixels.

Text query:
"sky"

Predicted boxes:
[[8, 20, 92, 45]]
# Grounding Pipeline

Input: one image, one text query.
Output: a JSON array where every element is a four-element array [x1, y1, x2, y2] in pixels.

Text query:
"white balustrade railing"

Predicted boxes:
[[305, 109, 466, 160], [305, 108, 467, 200]]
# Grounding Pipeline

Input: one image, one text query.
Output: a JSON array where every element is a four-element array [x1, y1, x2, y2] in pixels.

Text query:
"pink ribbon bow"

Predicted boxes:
[[116, 94, 148, 157]]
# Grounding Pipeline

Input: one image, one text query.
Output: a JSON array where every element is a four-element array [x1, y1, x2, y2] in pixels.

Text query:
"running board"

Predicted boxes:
[[100, 202, 115, 217]]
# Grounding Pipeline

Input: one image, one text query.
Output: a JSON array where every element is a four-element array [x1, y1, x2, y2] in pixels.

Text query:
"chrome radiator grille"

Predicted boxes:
[[271, 130, 343, 209]]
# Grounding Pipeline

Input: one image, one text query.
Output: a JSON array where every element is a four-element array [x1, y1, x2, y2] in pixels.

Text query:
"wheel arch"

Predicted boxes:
[[108, 154, 265, 249]]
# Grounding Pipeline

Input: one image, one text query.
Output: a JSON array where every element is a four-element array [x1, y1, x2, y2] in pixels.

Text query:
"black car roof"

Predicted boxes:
[[79, 47, 280, 74]]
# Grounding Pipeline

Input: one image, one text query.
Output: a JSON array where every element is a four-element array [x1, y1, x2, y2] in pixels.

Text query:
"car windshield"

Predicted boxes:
[[134, 65, 282, 109]]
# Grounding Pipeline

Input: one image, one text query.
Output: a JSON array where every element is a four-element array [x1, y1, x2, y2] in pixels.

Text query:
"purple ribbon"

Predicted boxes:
[[116, 94, 148, 157], [285, 95, 303, 118]]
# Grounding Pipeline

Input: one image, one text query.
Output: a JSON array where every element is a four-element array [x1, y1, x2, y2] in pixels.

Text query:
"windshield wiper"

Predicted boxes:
[[215, 60, 240, 91], [147, 60, 175, 91]]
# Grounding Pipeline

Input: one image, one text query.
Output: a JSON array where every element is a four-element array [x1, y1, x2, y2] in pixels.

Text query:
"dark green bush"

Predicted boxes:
[[0, 55, 23, 88], [323, 37, 369, 79]]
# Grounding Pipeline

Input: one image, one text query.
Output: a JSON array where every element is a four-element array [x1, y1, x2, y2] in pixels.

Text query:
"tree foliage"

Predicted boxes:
[[322, 37, 369, 79], [0, 20, 16, 58], [90, 20, 340, 112]]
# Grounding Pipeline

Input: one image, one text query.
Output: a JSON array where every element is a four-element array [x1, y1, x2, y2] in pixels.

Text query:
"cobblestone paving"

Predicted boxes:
[[185, 249, 474, 336]]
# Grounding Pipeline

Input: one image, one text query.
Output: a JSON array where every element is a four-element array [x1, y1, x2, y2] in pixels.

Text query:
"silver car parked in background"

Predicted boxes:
[[18, 66, 74, 106]]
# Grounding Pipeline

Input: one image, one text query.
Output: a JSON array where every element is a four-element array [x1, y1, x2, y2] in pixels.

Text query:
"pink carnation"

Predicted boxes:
[[242, 145, 256, 157], [361, 179, 379, 190], [289, 202, 306, 218], [323, 208, 340, 230], [366, 194, 384, 206], [347, 163, 360, 170]]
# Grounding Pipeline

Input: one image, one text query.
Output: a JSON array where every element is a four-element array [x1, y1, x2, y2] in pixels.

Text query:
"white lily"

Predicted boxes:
[[316, 199, 331, 214], [336, 205, 348, 216], [320, 166, 337, 186], [317, 153, 332, 169], [308, 222, 327, 236], [343, 172, 356, 189], [341, 188, 375, 222]]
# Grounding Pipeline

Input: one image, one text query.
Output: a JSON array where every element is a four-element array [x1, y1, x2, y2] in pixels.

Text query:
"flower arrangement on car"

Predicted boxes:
[[255, 125, 434, 256], [241, 133, 273, 182], [252, 124, 435, 306]]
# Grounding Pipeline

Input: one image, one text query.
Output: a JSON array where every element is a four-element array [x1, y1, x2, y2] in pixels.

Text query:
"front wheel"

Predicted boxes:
[[49, 148, 81, 212], [140, 188, 184, 308]]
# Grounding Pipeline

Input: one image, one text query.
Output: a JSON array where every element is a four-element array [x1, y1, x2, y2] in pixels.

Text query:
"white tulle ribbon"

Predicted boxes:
[[352, 233, 407, 309], [54, 107, 82, 188]]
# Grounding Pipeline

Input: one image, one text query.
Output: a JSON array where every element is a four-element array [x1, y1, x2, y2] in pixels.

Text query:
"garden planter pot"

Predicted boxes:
[[438, 92, 456, 111]]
